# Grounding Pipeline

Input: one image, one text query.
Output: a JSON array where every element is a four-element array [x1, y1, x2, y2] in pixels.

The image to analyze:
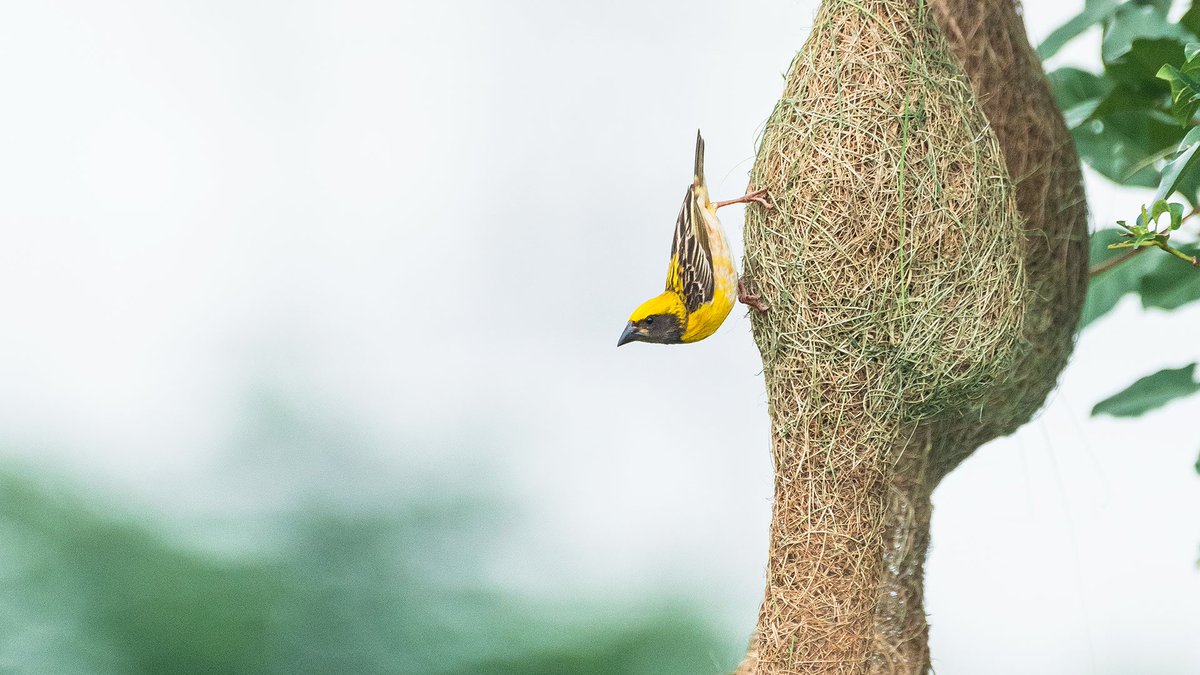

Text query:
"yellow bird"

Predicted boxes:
[[618, 131, 769, 347]]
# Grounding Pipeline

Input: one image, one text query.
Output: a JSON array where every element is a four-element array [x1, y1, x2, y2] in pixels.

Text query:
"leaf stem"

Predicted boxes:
[[1158, 240, 1200, 267]]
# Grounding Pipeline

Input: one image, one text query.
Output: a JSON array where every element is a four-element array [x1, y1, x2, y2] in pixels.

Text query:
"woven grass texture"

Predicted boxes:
[[927, 0, 1089, 476], [737, 0, 1031, 671], [864, 2, 1091, 672]]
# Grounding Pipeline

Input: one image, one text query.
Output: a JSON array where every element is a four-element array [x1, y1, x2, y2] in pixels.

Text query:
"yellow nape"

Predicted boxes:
[[628, 292, 686, 323]]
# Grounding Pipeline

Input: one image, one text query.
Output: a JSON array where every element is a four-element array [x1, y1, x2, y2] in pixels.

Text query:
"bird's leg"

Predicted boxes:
[[715, 187, 773, 210], [738, 277, 769, 312]]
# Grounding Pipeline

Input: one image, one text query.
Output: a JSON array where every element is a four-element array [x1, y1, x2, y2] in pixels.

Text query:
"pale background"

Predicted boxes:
[[0, 1, 1197, 673]]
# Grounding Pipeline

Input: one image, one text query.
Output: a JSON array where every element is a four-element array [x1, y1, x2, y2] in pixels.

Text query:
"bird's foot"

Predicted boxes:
[[738, 277, 769, 312], [715, 187, 773, 210]]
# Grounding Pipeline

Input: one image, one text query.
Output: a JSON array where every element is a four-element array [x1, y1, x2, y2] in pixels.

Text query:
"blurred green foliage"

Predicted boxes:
[[0, 393, 741, 674], [1092, 363, 1200, 416], [1044, 0, 1200, 423]]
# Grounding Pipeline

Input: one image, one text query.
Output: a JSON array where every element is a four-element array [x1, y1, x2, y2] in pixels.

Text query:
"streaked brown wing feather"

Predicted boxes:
[[667, 184, 714, 313]]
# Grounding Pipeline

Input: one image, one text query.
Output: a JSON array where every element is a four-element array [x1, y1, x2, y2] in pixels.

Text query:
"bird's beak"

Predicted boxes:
[[617, 321, 640, 347]]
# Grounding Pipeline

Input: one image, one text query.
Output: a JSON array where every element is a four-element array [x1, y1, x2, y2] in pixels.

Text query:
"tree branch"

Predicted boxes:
[[1089, 247, 1146, 277]]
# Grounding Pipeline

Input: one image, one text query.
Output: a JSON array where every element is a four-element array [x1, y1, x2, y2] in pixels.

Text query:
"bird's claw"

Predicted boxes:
[[744, 188, 773, 210], [738, 277, 769, 312]]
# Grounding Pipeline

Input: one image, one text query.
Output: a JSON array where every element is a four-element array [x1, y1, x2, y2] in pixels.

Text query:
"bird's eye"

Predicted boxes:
[[645, 317, 654, 326]]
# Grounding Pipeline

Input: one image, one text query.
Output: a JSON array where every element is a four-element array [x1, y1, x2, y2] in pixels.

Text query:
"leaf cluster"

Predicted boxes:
[[1046, 1, 1200, 201], [1112, 198, 1185, 251], [1041, 1, 1200, 437]]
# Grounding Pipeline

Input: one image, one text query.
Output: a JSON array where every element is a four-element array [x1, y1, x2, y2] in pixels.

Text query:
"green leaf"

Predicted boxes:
[[1177, 152, 1200, 204], [1157, 60, 1200, 125], [1065, 98, 1106, 129], [1169, 201, 1185, 229], [1082, 229, 1160, 328], [1156, 63, 1200, 98], [1154, 126, 1200, 201], [1106, 38, 1186, 94], [1101, 6, 1189, 95], [1038, 0, 1120, 60], [1073, 109, 1187, 187], [1047, 68, 1113, 129], [1158, 66, 1200, 123], [1182, 3, 1200, 37], [1048, 68, 1112, 109], [1140, 244, 1200, 309], [1150, 199, 1168, 222], [1092, 364, 1200, 417], [1140, 199, 1185, 230], [1102, 5, 1190, 64], [1111, 229, 1160, 248]]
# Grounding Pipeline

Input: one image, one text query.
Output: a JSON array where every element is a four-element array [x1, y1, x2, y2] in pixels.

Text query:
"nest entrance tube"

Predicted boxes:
[[732, 0, 1067, 670]]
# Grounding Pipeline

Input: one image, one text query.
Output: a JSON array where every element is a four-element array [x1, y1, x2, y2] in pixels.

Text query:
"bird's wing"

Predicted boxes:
[[666, 183, 715, 313]]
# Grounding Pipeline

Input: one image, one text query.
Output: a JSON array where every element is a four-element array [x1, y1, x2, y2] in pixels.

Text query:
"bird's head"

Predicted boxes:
[[618, 293, 687, 346]]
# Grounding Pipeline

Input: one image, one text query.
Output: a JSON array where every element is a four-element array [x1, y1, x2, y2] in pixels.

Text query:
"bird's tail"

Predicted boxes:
[[693, 129, 706, 189]]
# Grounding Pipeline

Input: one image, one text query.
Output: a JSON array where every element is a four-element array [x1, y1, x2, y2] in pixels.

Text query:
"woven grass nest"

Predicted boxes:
[[928, 0, 1089, 475], [745, 0, 1026, 427], [732, 0, 1091, 671], [867, 1, 1090, 672], [735, 0, 1089, 672]]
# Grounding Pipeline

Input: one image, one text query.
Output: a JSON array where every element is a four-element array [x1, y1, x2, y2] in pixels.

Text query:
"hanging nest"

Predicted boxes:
[[737, 0, 1029, 671], [927, 0, 1090, 474], [867, 1, 1090, 672]]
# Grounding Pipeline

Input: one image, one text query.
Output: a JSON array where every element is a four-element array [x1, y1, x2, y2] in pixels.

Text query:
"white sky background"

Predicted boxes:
[[0, 1, 1198, 673]]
